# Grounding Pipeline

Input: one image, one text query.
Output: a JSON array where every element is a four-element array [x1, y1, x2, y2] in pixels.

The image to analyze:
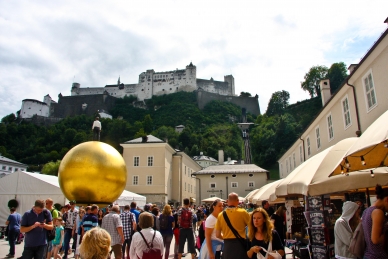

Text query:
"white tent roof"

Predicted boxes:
[[0, 171, 146, 225]]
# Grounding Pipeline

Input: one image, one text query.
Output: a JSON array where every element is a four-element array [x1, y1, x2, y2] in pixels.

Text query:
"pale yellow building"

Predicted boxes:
[[278, 20, 388, 177], [192, 164, 270, 202], [120, 135, 201, 206]]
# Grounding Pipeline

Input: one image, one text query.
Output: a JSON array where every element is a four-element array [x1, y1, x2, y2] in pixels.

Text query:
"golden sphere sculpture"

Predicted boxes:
[[58, 141, 127, 206]]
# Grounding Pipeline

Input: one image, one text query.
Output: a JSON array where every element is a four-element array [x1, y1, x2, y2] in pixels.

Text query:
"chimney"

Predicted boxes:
[[141, 136, 148, 143], [241, 160, 244, 164], [320, 79, 331, 107], [218, 150, 224, 165], [228, 157, 231, 162], [348, 64, 358, 74], [200, 151, 203, 156]]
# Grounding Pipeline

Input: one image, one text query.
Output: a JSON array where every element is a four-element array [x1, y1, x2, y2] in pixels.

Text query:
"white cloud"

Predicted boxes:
[[1, 0, 387, 119]]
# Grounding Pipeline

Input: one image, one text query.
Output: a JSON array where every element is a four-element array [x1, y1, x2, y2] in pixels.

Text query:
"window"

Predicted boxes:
[[133, 176, 139, 185], [210, 183, 216, 188], [363, 71, 377, 111], [307, 137, 311, 156], [280, 164, 283, 177], [249, 174, 253, 177], [289, 156, 292, 171], [8, 167, 12, 171], [232, 174, 236, 178], [15, 168, 18, 171], [292, 153, 296, 169], [210, 175, 215, 178], [327, 114, 334, 141], [231, 182, 238, 188], [299, 145, 303, 163], [146, 176, 152, 185], [147, 156, 153, 166], [2, 166, 6, 170], [134, 157, 139, 167], [248, 181, 254, 188], [286, 160, 289, 174], [316, 127, 321, 150], [342, 97, 352, 129]]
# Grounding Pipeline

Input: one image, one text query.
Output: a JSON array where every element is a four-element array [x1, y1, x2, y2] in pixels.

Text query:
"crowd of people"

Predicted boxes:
[[3, 185, 388, 259]]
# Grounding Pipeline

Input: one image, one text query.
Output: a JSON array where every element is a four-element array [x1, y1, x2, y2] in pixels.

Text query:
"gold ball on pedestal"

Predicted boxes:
[[58, 141, 127, 206]]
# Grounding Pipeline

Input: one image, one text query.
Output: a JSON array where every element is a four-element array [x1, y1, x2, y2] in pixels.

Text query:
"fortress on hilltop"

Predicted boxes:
[[71, 62, 236, 100], [19, 62, 260, 123]]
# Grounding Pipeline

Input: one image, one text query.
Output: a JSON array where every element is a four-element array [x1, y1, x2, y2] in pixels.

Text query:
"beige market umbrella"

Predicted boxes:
[[245, 188, 262, 202], [275, 138, 358, 197], [309, 167, 388, 196], [201, 197, 225, 203], [331, 110, 388, 176], [250, 179, 283, 203]]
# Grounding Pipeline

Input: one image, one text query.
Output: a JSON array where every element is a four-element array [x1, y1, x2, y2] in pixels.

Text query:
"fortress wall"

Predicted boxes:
[[51, 94, 118, 118], [197, 91, 260, 116]]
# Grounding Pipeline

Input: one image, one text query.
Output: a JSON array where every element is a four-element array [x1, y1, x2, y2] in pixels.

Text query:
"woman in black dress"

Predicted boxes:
[[247, 208, 285, 259], [270, 206, 286, 245]]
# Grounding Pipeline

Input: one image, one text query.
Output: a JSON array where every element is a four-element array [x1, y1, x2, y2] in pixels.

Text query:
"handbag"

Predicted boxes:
[[222, 211, 250, 251], [256, 240, 282, 259], [348, 221, 365, 258], [138, 230, 162, 259]]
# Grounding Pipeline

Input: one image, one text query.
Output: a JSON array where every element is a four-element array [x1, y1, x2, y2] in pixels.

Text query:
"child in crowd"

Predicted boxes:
[[52, 217, 64, 259]]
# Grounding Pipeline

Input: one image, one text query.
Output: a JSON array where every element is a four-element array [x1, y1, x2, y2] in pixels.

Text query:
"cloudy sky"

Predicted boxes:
[[1, 0, 387, 119]]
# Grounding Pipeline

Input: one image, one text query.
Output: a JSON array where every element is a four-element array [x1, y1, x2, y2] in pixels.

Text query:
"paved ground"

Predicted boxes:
[[0, 234, 293, 259]]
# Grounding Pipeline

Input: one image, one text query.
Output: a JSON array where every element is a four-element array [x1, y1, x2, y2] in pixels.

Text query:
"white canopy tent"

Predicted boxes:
[[0, 171, 146, 225]]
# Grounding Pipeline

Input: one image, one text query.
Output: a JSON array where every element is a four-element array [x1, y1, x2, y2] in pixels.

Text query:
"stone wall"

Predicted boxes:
[[51, 93, 118, 118], [197, 90, 261, 116]]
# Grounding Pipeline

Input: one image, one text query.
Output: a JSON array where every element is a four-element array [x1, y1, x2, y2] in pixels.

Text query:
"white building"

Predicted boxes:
[[278, 19, 388, 178], [71, 62, 235, 101], [20, 94, 55, 119], [192, 152, 218, 168], [0, 155, 28, 178]]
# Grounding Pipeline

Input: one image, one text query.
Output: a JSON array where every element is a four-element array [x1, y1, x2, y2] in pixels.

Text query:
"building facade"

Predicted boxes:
[[278, 21, 388, 178], [71, 62, 235, 101], [192, 164, 270, 202], [0, 156, 28, 178], [192, 152, 218, 168], [120, 135, 201, 206]]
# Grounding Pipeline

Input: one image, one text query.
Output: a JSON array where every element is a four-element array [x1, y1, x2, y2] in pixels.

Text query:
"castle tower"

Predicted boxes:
[[186, 62, 197, 83], [71, 82, 81, 95], [43, 94, 52, 106], [224, 75, 235, 96]]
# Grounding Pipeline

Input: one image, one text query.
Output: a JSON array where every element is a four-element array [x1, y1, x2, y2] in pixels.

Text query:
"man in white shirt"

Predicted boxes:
[[92, 117, 102, 141]]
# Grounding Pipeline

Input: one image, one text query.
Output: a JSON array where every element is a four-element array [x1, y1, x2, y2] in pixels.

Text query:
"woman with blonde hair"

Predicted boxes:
[[79, 228, 111, 259], [247, 208, 284, 259], [159, 205, 175, 259]]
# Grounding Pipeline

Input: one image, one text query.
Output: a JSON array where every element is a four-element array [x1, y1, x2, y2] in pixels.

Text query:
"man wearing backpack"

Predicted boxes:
[[177, 198, 196, 259], [45, 198, 58, 259]]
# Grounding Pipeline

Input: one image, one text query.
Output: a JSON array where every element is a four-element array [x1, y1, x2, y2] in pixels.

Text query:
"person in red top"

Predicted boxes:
[[178, 198, 195, 259]]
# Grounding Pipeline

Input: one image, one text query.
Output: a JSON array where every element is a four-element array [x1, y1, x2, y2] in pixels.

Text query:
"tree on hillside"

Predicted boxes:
[[240, 92, 252, 97], [143, 114, 153, 134], [301, 65, 328, 97], [266, 90, 290, 116], [42, 160, 61, 176], [328, 62, 347, 93], [1, 113, 16, 124]]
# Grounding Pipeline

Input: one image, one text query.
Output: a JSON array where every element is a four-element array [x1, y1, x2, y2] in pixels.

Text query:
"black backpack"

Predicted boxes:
[[159, 214, 169, 230]]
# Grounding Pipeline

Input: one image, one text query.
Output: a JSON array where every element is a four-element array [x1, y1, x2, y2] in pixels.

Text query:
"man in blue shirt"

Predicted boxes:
[[81, 204, 98, 235], [130, 202, 140, 224], [20, 200, 53, 259], [6, 207, 21, 258]]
